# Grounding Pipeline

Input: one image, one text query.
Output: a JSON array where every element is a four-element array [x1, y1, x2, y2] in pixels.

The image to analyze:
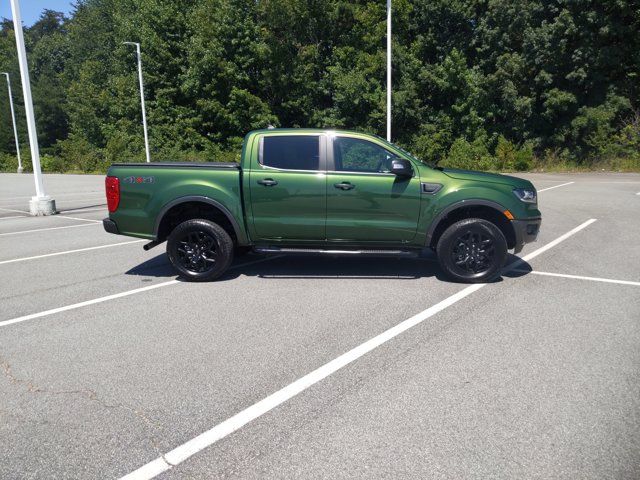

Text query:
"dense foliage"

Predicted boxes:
[[1, 0, 639, 173]]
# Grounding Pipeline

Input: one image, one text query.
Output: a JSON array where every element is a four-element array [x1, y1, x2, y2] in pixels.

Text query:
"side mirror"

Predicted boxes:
[[390, 158, 413, 178]]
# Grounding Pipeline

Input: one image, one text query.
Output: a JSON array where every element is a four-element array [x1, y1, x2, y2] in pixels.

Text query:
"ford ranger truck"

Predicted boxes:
[[103, 129, 541, 283]]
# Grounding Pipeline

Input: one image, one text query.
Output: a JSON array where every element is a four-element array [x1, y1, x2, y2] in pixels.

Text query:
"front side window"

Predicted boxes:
[[261, 136, 320, 171], [333, 137, 398, 173]]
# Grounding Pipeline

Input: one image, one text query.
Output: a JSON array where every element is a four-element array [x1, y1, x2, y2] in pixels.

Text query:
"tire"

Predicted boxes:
[[167, 219, 234, 282], [436, 218, 507, 283]]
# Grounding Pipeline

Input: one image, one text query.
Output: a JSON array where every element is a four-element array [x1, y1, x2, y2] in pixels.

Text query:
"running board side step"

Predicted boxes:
[[253, 247, 419, 257]]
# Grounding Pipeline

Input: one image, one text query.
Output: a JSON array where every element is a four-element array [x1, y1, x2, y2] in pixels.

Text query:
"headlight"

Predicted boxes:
[[513, 188, 537, 203]]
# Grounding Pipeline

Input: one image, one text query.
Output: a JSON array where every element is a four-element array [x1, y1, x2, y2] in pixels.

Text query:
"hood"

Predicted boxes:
[[439, 168, 533, 188]]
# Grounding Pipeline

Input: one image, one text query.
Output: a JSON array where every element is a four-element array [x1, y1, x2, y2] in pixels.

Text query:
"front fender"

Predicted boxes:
[[423, 183, 538, 246]]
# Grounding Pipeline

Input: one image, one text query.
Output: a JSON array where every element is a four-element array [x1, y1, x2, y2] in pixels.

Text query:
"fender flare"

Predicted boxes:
[[153, 195, 246, 244], [425, 199, 510, 246]]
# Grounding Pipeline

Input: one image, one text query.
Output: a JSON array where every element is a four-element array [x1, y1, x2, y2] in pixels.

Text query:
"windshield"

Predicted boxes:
[[372, 135, 435, 168]]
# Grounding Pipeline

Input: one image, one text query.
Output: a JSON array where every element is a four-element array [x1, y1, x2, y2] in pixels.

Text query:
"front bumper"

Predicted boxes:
[[512, 217, 541, 254], [103, 218, 119, 235]]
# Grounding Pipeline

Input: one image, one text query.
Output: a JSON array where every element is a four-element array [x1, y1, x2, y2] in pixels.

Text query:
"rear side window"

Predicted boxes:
[[261, 136, 320, 171]]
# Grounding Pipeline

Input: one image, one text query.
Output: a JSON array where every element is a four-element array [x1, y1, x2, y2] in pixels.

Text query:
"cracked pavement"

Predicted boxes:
[[0, 353, 172, 477]]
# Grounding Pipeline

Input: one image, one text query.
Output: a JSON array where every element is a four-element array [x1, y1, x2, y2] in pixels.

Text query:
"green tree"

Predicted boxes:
[[0, 0, 638, 172]]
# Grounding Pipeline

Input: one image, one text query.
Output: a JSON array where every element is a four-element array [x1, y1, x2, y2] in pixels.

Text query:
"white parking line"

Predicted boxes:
[[0, 206, 104, 222], [0, 215, 27, 220], [0, 191, 104, 201], [506, 219, 597, 270], [514, 269, 640, 286], [119, 218, 598, 480], [56, 215, 102, 224], [538, 182, 574, 192], [0, 223, 100, 237], [0, 240, 146, 266], [0, 280, 180, 328], [0, 206, 28, 214], [59, 207, 106, 214], [0, 256, 280, 329]]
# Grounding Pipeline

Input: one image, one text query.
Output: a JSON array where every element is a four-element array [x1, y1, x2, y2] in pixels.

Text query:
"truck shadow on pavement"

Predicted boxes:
[[126, 252, 533, 283], [501, 258, 534, 279]]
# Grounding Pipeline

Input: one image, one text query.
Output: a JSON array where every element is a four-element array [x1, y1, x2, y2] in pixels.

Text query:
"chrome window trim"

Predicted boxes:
[[261, 164, 326, 174], [325, 170, 396, 177]]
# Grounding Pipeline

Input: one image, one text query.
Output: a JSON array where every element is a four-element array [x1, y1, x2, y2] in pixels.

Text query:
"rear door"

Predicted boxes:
[[326, 135, 421, 242], [248, 134, 327, 240]]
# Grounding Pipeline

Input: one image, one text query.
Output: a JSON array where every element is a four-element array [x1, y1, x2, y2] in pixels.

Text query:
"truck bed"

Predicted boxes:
[[111, 162, 240, 169], [106, 161, 244, 241]]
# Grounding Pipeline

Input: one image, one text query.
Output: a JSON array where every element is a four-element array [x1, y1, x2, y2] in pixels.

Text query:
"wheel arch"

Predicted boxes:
[[154, 196, 246, 245], [426, 199, 516, 250]]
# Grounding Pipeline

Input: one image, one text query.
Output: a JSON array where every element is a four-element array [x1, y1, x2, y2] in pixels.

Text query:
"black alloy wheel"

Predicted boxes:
[[436, 218, 507, 283], [167, 219, 234, 281], [450, 230, 496, 274], [176, 230, 219, 274]]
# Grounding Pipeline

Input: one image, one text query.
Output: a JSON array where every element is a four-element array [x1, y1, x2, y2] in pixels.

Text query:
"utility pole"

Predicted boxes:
[[1, 72, 23, 173], [386, 0, 392, 143], [10, 0, 56, 215], [124, 42, 151, 163]]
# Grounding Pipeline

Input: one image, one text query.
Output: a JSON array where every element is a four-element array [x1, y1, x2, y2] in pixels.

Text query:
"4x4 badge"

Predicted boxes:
[[123, 176, 155, 184]]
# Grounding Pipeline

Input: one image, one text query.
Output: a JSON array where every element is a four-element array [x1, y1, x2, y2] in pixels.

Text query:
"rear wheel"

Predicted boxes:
[[436, 218, 507, 283], [167, 219, 234, 281]]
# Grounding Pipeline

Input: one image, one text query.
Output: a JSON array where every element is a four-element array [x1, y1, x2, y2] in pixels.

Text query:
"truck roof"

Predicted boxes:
[[247, 128, 378, 137]]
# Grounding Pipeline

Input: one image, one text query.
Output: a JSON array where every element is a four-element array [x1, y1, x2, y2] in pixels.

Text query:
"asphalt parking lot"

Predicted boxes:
[[1, 171, 639, 479]]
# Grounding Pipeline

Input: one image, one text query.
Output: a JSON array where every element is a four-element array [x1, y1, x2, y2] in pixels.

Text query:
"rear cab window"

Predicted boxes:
[[260, 136, 321, 171]]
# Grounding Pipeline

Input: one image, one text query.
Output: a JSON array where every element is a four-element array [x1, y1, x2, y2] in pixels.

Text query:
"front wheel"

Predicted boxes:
[[167, 219, 234, 281], [436, 218, 507, 283]]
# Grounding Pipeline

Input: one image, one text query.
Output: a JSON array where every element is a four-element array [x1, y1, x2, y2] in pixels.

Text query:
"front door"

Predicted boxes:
[[326, 135, 421, 242], [249, 134, 327, 241]]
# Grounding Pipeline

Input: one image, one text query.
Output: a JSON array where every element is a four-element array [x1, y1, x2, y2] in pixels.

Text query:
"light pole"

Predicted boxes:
[[1, 72, 23, 173], [9, 0, 56, 215], [124, 42, 151, 163], [386, 0, 392, 143]]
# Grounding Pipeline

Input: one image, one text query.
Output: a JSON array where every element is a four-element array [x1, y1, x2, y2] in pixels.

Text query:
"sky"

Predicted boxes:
[[1, 0, 73, 25]]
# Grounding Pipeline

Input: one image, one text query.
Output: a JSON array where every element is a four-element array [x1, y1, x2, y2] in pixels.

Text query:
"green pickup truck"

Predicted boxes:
[[104, 129, 541, 283]]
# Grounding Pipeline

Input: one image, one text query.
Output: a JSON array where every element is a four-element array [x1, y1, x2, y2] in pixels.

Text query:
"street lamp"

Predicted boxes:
[[124, 42, 151, 163], [386, 0, 392, 143], [1, 72, 23, 173], [9, 0, 56, 215]]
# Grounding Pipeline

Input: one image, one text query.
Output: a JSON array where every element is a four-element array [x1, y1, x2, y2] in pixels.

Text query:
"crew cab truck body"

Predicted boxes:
[[104, 129, 541, 283]]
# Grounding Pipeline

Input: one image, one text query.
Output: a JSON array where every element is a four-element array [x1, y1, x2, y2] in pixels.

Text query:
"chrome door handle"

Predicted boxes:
[[258, 179, 278, 187], [334, 182, 355, 190]]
